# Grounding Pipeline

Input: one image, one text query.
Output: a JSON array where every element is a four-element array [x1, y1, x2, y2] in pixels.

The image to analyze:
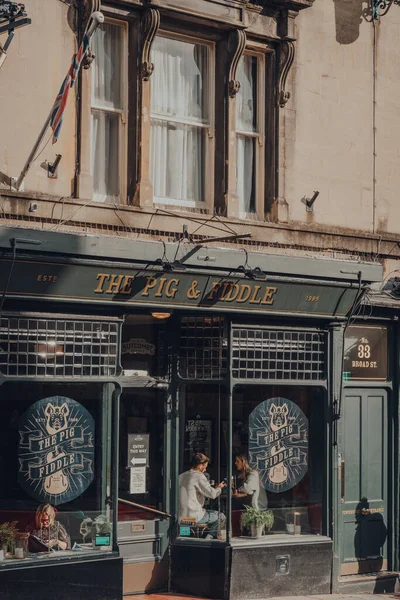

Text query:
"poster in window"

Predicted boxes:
[[18, 396, 95, 505], [185, 419, 212, 462], [249, 397, 308, 494], [221, 421, 248, 465]]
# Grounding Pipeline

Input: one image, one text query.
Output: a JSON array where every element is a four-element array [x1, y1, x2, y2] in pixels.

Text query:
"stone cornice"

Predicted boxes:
[[247, 0, 315, 10]]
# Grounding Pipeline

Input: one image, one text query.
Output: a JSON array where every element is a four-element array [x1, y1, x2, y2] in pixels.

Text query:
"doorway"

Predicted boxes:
[[118, 389, 170, 594], [339, 388, 389, 575]]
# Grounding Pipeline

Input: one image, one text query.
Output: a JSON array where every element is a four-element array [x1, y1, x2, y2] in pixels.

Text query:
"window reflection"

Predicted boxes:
[[0, 382, 114, 565], [231, 386, 325, 540], [178, 385, 228, 542]]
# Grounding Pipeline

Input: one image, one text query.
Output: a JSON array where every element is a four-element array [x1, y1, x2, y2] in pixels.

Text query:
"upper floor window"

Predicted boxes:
[[150, 35, 214, 208], [91, 21, 127, 203], [84, 18, 275, 217], [236, 52, 265, 217]]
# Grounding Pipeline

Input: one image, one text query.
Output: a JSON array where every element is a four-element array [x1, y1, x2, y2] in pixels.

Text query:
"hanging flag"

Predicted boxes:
[[50, 33, 90, 144]]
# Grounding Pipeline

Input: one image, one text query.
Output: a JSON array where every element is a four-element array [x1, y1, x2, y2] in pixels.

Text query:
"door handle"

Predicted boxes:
[[340, 459, 345, 503]]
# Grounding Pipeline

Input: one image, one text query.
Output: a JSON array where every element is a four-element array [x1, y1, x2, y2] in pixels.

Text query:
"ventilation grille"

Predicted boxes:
[[179, 316, 227, 380], [232, 327, 326, 381], [0, 317, 119, 377]]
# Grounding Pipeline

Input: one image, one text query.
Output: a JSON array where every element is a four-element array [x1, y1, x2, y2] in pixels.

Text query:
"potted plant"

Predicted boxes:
[[240, 506, 274, 539], [0, 521, 18, 559]]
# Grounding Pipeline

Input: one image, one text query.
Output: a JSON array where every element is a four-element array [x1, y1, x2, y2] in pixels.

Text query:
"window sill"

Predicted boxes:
[[154, 198, 209, 213], [0, 548, 118, 570], [231, 533, 331, 547], [174, 533, 331, 549], [174, 537, 228, 547]]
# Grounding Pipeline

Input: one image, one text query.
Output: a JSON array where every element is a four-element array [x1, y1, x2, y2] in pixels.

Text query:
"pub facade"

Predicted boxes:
[[1, 0, 400, 597], [0, 226, 391, 599]]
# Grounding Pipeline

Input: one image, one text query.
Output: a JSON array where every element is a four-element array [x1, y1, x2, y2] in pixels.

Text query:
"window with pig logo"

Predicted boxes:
[[249, 397, 308, 494], [18, 396, 95, 505]]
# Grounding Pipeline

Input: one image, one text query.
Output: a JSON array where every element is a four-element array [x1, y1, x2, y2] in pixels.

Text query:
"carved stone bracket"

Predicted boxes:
[[278, 40, 295, 108], [74, 0, 101, 69], [228, 29, 247, 98], [141, 8, 161, 80]]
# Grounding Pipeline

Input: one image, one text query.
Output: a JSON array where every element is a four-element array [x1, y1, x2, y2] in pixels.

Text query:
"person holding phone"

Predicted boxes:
[[179, 452, 226, 539]]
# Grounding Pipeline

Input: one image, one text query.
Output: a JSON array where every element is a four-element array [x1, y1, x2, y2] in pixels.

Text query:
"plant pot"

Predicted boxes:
[[295, 525, 301, 535], [0, 549, 4, 561], [286, 523, 295, 534], [250, 524, 264, 538]]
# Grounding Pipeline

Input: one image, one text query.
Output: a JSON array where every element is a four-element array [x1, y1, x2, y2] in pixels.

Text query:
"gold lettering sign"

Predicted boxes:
[[93, 272, 279, 308]]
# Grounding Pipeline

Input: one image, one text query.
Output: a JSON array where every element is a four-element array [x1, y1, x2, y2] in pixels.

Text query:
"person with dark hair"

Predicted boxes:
[[179, 452, 226, 539]]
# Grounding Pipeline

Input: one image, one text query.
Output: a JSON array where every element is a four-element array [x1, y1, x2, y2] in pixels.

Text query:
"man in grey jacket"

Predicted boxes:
[[179, 452, 226, 539]]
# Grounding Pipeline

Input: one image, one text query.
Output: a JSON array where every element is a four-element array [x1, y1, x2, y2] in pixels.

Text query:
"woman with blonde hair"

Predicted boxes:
[[233, 455, 268, 510], [27, 504, 71, 551]]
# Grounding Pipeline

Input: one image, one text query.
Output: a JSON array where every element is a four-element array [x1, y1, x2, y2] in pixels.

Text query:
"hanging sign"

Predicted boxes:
[[122, 338, 155, 356], [344, 325, 387, 381], [185, 419, 212, 462], [249, 397, 308, 493], [18, 396, 95, 505], [128, 434, 149, 467]]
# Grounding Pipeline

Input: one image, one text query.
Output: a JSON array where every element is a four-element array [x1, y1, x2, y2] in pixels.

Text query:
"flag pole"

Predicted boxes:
[[14, 11, 104, 191]]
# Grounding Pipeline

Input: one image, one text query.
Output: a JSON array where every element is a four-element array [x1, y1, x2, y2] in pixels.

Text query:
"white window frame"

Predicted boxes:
[[90, 18, 128, 204], [150, 31, 215, 212], [236, 50, 265, 219]]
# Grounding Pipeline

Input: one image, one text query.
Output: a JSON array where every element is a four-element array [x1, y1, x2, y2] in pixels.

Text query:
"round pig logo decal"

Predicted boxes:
[[18, 396, 95, 505], [249, 397, 308, 493]]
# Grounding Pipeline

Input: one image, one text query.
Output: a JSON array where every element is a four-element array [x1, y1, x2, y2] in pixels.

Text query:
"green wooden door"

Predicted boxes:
[[339, 389, 389, 575]]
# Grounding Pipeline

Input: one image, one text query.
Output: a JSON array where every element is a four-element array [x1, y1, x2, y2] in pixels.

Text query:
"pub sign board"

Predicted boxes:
[[0, 257, 359, 318], [18, 396, 95, 505], [343, 325, 387, 381]]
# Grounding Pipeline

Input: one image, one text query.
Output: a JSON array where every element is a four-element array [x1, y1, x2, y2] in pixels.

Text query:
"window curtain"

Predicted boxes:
[[91, 111, 119, 202], [236, 136, 255, 214], [236, 56, 257, 214], [91, 23, 121, 202], [92, 23, 121, 109], [150, 37, 207, 204]]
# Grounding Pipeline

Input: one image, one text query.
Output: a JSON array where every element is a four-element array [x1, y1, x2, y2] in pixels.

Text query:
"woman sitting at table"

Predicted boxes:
[[26, 504, 71, 551], [233, 455, 268, 510]]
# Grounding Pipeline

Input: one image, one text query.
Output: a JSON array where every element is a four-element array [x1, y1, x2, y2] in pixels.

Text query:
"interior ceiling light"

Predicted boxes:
[[151, 312, 172, 320], [36, 342, 64, 357]]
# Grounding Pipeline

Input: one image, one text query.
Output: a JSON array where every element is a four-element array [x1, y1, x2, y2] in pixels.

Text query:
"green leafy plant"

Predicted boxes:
[[240, 506, 274, 531], [93, 514, 112, 535], [0, 521, 18, 549]]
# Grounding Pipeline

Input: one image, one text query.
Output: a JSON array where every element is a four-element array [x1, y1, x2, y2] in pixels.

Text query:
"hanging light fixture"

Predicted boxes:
[[151, 312, 172, 320]]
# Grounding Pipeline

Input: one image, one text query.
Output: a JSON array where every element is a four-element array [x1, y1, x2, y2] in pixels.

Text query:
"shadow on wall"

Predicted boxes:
[[333, 0, 368, 44]]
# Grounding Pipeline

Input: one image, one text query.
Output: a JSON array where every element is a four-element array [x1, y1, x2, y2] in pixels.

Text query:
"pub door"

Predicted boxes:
[[118, 389, 170, 595], [339, 388, 389, 575]]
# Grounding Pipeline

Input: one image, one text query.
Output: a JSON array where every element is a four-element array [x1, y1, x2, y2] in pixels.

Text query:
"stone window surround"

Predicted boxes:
[[77, 0, 315, 222]]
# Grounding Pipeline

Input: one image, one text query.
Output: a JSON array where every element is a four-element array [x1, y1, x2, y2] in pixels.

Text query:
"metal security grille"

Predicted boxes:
[[0, 317, 119, 377], [179, 316, 227, 379], [232, 327, 326, 381]]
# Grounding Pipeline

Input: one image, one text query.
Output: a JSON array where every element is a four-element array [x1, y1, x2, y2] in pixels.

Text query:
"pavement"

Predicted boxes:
[[128, 594, 399, 600]]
